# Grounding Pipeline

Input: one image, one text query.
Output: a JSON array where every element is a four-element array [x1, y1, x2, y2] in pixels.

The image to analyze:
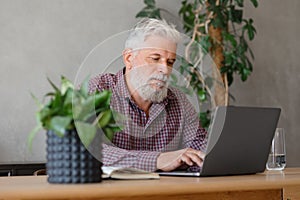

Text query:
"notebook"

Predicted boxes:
[[158, 106, 281, 177], [101, 166, 160, 180]]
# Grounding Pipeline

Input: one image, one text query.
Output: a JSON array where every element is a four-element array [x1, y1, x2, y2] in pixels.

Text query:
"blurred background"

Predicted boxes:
[[0, 0, 299, 167]]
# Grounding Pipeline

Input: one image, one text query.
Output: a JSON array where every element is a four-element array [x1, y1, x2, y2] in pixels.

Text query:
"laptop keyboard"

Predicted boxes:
[[187, 166, 201, 173]]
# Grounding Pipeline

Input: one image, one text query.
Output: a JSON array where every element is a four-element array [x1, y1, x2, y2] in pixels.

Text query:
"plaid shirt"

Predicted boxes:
[[89, 68, 207, 172]]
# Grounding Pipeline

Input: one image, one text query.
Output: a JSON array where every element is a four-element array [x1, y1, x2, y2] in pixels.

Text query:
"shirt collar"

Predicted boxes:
[[114, 68, 131, 100]]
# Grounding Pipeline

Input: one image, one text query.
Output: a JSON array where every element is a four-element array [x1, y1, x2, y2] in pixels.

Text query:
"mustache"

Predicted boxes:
[[148, 74, 168, 82]]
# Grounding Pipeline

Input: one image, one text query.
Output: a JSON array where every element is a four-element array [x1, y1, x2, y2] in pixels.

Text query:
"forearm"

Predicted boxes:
[[102, 143, 160, 172]]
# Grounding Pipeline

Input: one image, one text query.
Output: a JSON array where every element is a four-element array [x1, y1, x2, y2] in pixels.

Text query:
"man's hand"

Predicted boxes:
[[156, 148, 205, 172]]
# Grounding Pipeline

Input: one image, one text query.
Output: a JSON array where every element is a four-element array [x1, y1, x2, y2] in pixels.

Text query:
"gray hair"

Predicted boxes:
[[125, 18, 181, 50]]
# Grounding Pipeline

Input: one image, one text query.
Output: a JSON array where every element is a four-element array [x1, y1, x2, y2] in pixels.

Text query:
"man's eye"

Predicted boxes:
[[167, 60, 175, 66], [150, 57, 160, 61]]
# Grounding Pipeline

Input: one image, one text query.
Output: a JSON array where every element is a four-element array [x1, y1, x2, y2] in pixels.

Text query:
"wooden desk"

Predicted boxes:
[[1, 168, 300, 200]]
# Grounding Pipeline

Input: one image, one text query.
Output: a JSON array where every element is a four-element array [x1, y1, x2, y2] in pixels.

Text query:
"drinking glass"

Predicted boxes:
[[266, 128, 286, 170]]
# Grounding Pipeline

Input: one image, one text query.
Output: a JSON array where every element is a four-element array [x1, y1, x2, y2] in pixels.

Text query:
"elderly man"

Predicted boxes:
[[89, 18, 207, 172]]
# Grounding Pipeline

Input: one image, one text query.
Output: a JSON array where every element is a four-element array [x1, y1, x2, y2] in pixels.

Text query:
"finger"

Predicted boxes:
[[198, 151, 206, 160], [183, 149, 204, 165], [186, 148, 206, 160], [185, 152, 203, 167], [180, 154, 194, 166], [181, 152, 203, 167]]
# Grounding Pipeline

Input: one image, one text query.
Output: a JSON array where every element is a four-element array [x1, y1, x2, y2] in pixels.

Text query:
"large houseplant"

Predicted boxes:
[[28, 76, 119, 183], [136, 0, 258, 127]]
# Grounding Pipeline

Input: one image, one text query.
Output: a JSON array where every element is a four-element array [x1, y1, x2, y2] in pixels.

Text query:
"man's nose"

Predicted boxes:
[[158, 61, 170, 74]]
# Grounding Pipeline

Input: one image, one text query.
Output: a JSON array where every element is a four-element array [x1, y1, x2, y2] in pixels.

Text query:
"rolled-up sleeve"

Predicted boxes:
[[102, 143, 160, 172], [182, 96, 208, 152]]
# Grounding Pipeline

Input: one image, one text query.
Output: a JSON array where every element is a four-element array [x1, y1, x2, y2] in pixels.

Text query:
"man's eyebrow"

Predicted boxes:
[[148, 53, 176, 60], [149, 53, 161, 57]]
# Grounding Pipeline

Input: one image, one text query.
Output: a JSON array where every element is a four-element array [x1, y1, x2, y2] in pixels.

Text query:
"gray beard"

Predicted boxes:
[[129, 69, 168, 103]]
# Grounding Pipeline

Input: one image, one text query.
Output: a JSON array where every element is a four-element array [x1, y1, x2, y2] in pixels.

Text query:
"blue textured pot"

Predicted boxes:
[[46, 130, 102, 183]]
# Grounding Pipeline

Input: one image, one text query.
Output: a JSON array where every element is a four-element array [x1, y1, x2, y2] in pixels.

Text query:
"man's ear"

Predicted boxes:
[[122, 48, 133, 70]]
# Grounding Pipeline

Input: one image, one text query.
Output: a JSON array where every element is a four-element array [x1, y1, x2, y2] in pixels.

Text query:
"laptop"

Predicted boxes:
[[158, 106, 281, 177]]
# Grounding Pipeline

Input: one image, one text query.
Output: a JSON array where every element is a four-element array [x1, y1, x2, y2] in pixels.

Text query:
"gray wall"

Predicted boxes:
[[230, 0, 300, 167], [0, 0, 299, 166], [0, 0, 144, 163]]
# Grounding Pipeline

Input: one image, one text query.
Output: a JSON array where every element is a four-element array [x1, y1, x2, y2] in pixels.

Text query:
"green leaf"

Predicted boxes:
[[144, 0, 155, 7], [247, 30, 255, 41], [199, 35, 211, 53], [197, 89, 207, 102], [243, 19, 256, 41], [179, 0, 187, 14], [239, 36, 248, 52], [241, 67, 251, 81], [27, 124, 42, 151], [234, 0, 244, 7], [44, 92, 55, 97], [30, 93, 43, 110], [152, 9, 161, 19], [223, 32, 237, 47], [104, 127, 114, 141], [227, 72, 234, 86], [222, 0, 230, 5], [63, 88, 73, 107], [237, 44, 246, 55], [179, 1, 195, 33], [72, 104, 82, 121], [200, 111, 210, 129], [224, 53, 232, 67], [94, 90, 111, 107], [76, 122, 96, 147], [136, 7, 161, 19], [61, 76, 74, 95], [136, 11, 150, 18], [39, 107, 60, 125], [247, 21, 256, 41], [245, 56, 253, 71], [47, 77, 60, 92], [49, 116, 72, 137], [208, 4, 227, 29], [104, 91, 112, 106], [248, 46, 255, 60], [79, 76, 90, 98], [250, 0, 258, 8], [94, 107, 107, 115], [111, 110, 127, 126], [210, 17, 222, 29], [98, 110, 112, 128], [231, 8, 243, 24], [51, 91, 63, 110], [74, 95, 97, 121], [220, 66, 228, 74]]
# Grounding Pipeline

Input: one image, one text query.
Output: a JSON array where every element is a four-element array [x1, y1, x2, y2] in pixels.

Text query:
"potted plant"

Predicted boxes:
[[28, 76, 118, 184]]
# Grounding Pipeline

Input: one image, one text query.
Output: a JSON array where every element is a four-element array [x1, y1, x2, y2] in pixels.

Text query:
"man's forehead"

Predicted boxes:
[[141, 35, 177, 54]]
